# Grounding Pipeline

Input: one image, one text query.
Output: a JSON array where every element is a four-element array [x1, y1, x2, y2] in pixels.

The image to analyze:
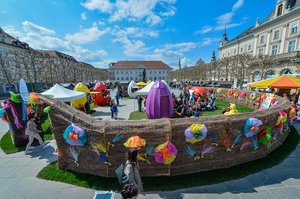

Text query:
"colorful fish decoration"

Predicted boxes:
[[201, 145, 215, 158], [231, 133, 242, 148], [239, 141, 251, 151], [69, 146, 79, 166]]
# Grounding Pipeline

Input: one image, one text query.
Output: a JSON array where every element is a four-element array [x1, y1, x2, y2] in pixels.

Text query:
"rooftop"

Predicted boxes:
[[110, 61, 172, 70]]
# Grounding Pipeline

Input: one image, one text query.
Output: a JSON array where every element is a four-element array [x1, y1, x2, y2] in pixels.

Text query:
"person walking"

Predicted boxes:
[[124, 148, 144, 194], [24, 113, 49, 154], [116, 90, 121, 105]]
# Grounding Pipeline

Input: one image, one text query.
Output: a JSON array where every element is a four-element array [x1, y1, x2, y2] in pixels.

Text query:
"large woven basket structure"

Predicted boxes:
[[38, 88, 291, 177]]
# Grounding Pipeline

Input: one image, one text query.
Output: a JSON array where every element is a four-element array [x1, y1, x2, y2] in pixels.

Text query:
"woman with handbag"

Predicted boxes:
[[124, 148, 144, 194]]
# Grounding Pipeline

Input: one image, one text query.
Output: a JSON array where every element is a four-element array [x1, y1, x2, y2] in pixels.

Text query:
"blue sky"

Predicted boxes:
[[1, 0, 277, 69]]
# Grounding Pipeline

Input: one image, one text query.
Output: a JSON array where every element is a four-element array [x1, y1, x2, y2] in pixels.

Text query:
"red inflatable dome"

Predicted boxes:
[[93, 83, 110, 106], [190, 86, 207, 98]]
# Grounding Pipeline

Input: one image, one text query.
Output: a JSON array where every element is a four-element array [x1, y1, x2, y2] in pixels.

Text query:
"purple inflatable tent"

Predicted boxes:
[[146, 80, 174, 119]]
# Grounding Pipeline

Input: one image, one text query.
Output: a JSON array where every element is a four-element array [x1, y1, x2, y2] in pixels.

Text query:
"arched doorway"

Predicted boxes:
[[264, 70, 275, 79], [252, 71, 262, 82], [280, 68, 293, 75]]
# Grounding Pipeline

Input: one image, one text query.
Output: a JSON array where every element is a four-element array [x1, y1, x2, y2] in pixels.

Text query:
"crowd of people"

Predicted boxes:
[[174, 90, 217, 118]]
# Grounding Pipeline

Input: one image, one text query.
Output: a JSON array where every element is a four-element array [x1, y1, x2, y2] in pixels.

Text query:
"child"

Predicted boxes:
[[111, 102, 119, 120]]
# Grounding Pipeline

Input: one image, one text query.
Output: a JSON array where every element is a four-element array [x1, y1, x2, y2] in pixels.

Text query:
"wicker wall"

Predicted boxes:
[[38, 89, 291, 177]]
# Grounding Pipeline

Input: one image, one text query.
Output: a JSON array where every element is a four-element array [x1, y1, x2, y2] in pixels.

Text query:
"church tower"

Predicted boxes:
[[220, 27, 229, 48]]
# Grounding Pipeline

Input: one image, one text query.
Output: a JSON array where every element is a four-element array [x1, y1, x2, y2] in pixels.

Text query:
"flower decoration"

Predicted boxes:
[[243, 118, 263, 138], [227, 89, 233, 95], [233, 91, 239, 98], [275, 111, 287, 129], [154, 141, 177, 165], [63, 124, 87, 146], [123, 135, 146, 149], [240, 91, 246, 98], [216, 88, 222, 94], [184, 124, 207, 144], [257, 127, 272, 145]]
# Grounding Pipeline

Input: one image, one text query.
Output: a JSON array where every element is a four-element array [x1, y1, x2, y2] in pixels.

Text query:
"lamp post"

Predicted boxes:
[[211, 51, 216, 81]]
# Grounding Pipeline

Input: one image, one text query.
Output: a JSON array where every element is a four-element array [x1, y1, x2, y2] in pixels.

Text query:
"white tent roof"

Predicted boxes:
[[134, 82, 155, 97], [41, 84, 86, 102], [134, 81, 170, 97]]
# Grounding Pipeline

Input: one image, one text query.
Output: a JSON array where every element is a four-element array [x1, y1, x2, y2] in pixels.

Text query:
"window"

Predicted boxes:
[[288, 40, 296, 52], [260, 35, 265, 44], [258, 48, 264, 56], [116, 77, 119, 81], [274, 30, 280, 40], [116, 71, 119, 74], [277, 4, 283, 16], [121, 71, 123, 74], [271, 45, 278, 55], [149, 71, 152, 74], [291, 24, 298, 34], [248, 44, 252, 50], [240, 47, 244, 53]]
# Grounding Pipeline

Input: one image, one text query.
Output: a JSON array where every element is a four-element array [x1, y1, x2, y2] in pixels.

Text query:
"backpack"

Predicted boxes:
[[115, 163, 131, 186]]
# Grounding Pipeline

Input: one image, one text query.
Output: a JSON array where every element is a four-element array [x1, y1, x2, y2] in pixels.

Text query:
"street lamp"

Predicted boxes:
[[211, 51, 216, 81]]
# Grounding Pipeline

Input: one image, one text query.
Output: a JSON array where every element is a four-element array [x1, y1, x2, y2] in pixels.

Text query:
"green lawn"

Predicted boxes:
[[203, 100, 253, 116], [0, 115, 53, 154], [38, 126, 299, 191], [129, 111, 148, 120]]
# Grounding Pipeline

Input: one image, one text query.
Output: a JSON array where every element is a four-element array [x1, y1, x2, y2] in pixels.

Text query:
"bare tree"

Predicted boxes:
[[0, 50, 16, 87]]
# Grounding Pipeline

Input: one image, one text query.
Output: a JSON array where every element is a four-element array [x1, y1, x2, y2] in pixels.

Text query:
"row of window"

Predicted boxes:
[[258, 39, 297, 56], [113, 70, 166, 75], [115, 76, 166, 81], [259, 24, 298, 45]]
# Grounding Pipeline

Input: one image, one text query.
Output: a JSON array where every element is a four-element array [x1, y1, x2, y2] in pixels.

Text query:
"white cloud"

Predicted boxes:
[[148, 38, 218, 66], [196, 0, 245, 34], [80, 0, 113, 13], [4, 23, 67, 49], [3, 22, 108, 64], [111, 26, 159, 57], [65, 23, 110, 44], [233, 0, 244, 11], [22, 21, 56, 35], [81, 12, 87, 20], [195, 26, 213, 34], [81, 0, 177, 25], [159, 5, 176, 17], [64, 45, 108, 61]]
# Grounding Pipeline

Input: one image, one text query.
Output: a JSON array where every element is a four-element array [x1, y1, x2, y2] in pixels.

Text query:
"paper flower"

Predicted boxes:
[[63, 124, 87, 146], [154, 141, 177, 165], [243, 118, 263, 138], [123, 136, 146, 149], [258, 127, 272, 145], [275, 111, 287, 128], [185, 124, 207, 144], [240, 91, 246, 98]]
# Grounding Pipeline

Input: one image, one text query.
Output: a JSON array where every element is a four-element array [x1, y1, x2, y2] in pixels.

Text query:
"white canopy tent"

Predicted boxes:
[[41, 84, 86, 102], [127, 81, 139, 98], [134, 81, 171, 97], [134, 82, 155, 97]]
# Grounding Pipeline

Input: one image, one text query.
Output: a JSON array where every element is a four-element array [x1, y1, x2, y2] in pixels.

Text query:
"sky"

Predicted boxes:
[[0, 0, 278, 69]]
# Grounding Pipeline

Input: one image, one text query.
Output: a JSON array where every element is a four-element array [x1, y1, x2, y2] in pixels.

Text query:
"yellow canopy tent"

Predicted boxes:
[[249, 75, 300, 89], [71, 82, 94, 110], [146, 80, 152, 85], [137, 81, 147, 86]]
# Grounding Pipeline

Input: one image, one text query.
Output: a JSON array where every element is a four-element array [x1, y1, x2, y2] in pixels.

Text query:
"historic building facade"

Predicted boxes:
[[219, 0, 300, 81], [0, 27, 108, 94], [109, 61, 172, 82]]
